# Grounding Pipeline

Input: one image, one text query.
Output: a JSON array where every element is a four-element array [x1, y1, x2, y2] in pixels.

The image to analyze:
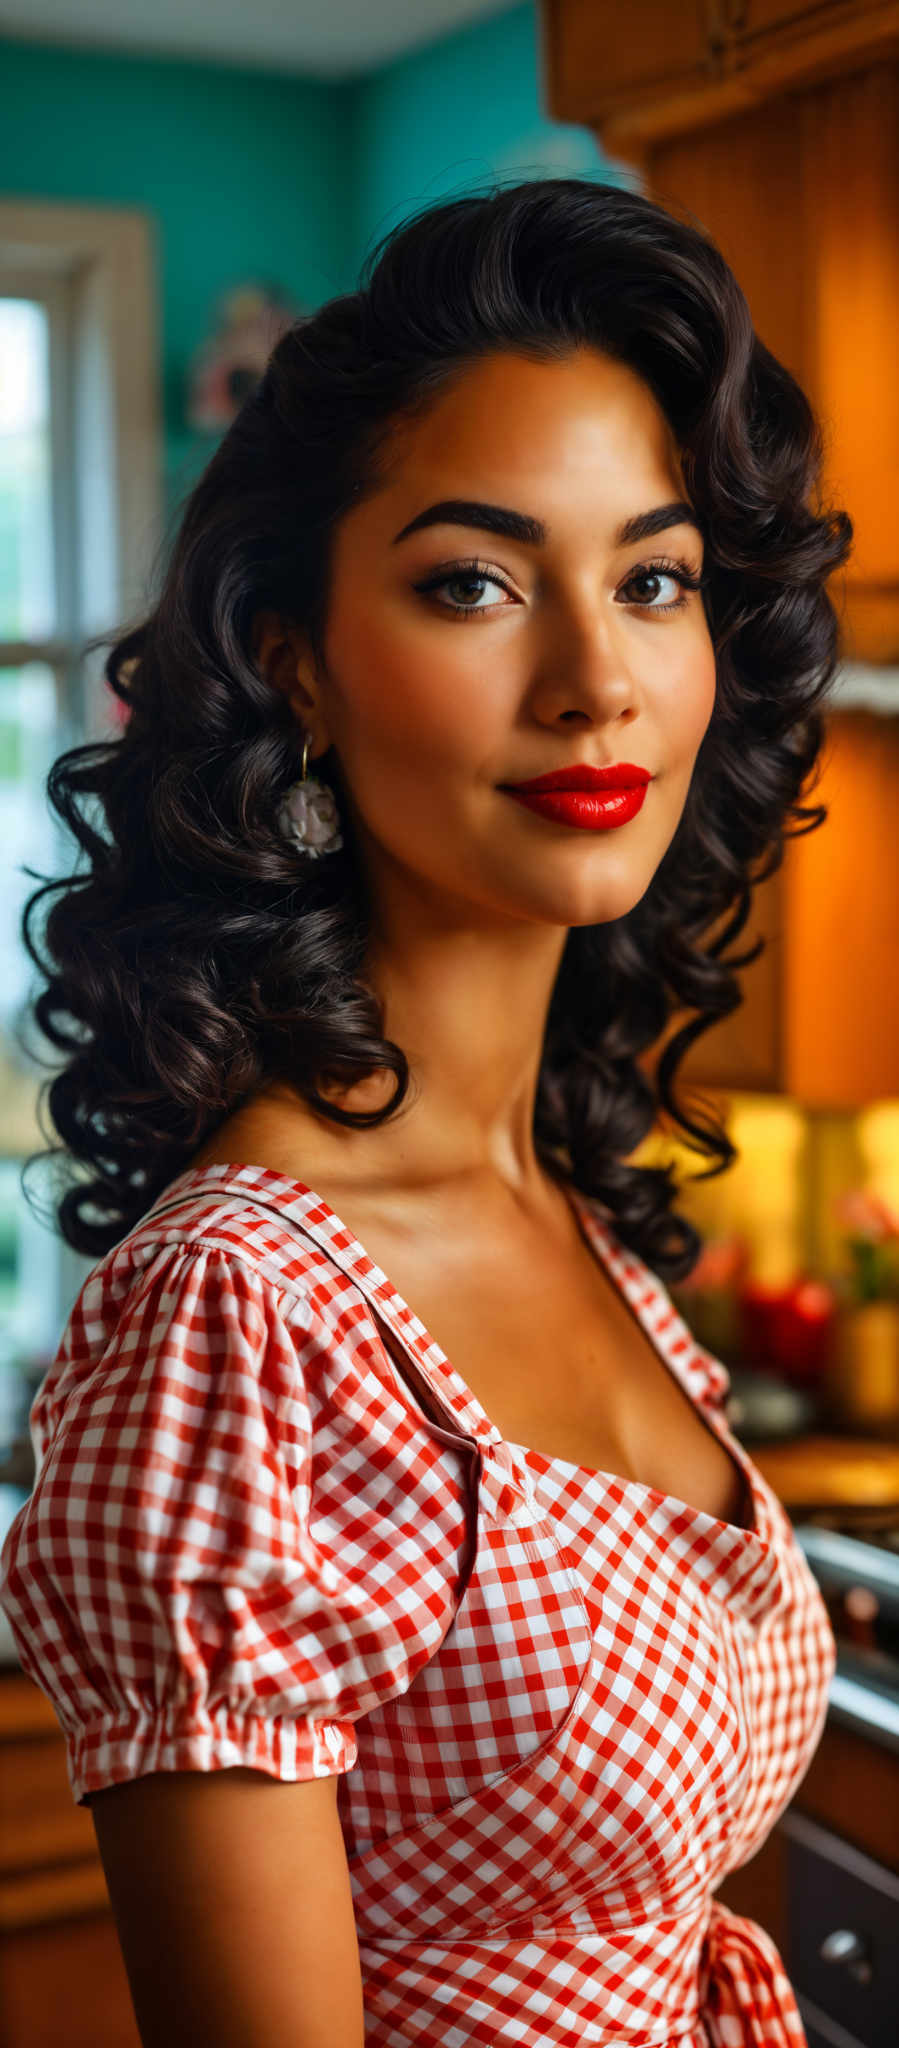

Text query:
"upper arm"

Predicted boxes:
[[89, 1765, 365, 2048]]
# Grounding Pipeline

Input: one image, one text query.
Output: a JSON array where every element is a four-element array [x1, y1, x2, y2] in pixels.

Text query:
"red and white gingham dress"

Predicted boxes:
[[0, 1163, 835, 2047]]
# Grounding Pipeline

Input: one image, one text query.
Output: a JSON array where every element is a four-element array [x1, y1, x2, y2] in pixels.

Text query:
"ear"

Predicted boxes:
[[252, 610, 320, 727]]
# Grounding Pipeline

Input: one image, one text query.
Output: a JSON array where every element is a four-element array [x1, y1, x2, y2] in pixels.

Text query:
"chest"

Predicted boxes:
[[184, 1121, 749, 1528], [349, 1207, 751, 1530]]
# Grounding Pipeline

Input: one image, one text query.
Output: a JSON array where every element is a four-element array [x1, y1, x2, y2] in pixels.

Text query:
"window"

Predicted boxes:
[[0, 206, 161, 1543], [0, 285, 76, 1373]]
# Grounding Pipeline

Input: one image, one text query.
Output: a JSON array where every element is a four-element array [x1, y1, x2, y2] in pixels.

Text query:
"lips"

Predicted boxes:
[[503, 762, 651, 794]]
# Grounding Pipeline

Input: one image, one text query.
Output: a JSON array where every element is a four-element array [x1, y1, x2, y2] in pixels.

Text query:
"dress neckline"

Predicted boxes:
[[149, 1161, 765, 1543]]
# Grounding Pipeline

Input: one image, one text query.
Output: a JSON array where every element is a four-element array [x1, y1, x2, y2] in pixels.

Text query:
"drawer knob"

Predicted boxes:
[[819, 1929, 872, 1984]]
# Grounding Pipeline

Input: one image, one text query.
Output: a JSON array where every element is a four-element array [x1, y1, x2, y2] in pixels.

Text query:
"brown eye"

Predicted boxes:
[[619, 558, 704, 614], [414, 558, 516, 619]]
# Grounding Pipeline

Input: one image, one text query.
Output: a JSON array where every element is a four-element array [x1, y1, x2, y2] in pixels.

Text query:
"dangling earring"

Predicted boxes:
[[276, 730, 344, 858]]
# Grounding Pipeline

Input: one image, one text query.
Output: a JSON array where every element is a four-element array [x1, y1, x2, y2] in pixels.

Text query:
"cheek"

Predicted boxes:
[[331, 612, 492, 764], [670, 634, 717, 756]]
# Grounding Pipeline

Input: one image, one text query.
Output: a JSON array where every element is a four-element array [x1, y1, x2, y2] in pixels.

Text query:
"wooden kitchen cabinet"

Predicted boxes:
[[0, 1669, 141, 2048], [652, 708, 899, 1101], [717, 1714, 899, 2047], [541, 0, 711, 119], [542, 1, 899, 151]]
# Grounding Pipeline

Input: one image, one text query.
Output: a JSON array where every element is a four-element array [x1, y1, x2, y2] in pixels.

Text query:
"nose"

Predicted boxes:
[[539, 600, 638, 724]]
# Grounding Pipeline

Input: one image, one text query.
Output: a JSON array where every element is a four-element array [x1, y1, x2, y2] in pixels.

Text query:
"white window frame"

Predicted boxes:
[[0, 204, 163, 1341], [0, 199, 163, 742]]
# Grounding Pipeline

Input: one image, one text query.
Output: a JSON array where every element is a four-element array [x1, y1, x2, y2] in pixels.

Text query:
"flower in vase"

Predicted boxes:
[[833, 1188, 899, 1303]]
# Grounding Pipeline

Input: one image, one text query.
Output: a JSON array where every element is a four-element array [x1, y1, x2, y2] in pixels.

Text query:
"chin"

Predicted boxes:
[[561, 863, 658, 926]]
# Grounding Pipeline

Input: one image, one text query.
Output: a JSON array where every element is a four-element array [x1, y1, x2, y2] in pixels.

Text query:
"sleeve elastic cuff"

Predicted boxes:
[[69, 1698, 358, 1805]]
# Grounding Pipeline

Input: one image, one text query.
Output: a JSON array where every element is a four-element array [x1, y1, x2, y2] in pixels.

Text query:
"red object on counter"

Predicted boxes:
[[737, 1278, 837, 1383]]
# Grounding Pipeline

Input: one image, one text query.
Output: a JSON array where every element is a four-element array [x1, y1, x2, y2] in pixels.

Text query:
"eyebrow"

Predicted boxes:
[[391, 497, 704, 550]]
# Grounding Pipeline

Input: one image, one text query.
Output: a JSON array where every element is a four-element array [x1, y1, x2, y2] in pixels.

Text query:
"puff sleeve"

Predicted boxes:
[[0, 1242, 444, 1805]]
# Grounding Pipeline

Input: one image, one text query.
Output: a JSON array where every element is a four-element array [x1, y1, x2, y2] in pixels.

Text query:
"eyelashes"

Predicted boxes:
[[413, 555, 706, 621]]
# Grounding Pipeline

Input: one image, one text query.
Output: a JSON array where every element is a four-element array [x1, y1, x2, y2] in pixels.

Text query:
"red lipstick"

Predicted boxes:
[[505, 762, 650, 792], [500, 761, 651, 832]]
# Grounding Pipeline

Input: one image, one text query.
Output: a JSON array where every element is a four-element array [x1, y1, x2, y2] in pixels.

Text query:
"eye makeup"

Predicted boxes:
[[413, 554, 706, 621]]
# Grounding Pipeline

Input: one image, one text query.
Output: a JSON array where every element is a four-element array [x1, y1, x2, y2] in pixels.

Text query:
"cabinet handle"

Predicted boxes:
[[819, 1929, 873, 1984]]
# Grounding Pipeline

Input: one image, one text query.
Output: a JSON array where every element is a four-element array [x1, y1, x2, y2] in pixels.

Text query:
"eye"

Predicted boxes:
[[413, 558, 515, 620], [618, 557, 705, 614], [413, 553, 706, 622]]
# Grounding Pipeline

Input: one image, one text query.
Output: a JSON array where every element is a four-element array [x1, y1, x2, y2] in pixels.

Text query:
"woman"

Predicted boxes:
[[1, 178, 849, 2047]]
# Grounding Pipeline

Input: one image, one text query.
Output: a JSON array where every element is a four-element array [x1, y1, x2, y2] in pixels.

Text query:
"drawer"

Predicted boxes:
[[781, 1809, 899, 2048]]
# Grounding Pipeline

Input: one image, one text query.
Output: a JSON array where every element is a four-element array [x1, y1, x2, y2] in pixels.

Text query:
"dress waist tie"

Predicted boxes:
[[699, 1898, 807, 2047]]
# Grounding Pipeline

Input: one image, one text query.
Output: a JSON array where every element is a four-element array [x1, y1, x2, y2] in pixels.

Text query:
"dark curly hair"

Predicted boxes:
[[20, 176, 852, 1279]]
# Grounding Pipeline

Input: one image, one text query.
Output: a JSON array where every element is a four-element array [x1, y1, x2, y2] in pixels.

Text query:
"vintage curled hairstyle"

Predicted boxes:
[[22, 177, 852, 1278]]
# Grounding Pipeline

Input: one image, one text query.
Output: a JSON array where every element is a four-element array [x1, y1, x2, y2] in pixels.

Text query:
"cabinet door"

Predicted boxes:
[[670, 713, 899, 1102], [782, 710, 899, 1106], [782, 1808, 899, 2048], [543, 0, 899, 139], [675, 866, 784, 1092], [0, 1670, 142, 2047], [542, 0, 710, 119], [731, 0, 865, 40]]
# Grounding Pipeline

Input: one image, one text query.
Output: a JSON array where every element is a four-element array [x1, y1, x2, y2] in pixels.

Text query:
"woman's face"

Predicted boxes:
[[308, 346, 716, 932]]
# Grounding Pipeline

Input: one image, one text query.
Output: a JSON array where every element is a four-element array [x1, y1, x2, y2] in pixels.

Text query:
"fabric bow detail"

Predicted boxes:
[[699, 1898, 807, 2046]]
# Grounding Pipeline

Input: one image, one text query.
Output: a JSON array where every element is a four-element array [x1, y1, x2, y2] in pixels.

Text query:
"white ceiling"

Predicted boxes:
[[0, 0, 526, 79]]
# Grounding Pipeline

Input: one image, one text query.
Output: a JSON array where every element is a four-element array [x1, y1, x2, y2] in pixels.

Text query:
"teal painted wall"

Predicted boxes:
[[344, 3, 633, 279], [0, 39, 349, 510], [0, 9, 629, 512]]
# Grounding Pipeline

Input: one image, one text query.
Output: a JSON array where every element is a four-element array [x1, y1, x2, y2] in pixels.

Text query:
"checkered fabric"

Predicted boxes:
[[0, 1164, 835, 2046]]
